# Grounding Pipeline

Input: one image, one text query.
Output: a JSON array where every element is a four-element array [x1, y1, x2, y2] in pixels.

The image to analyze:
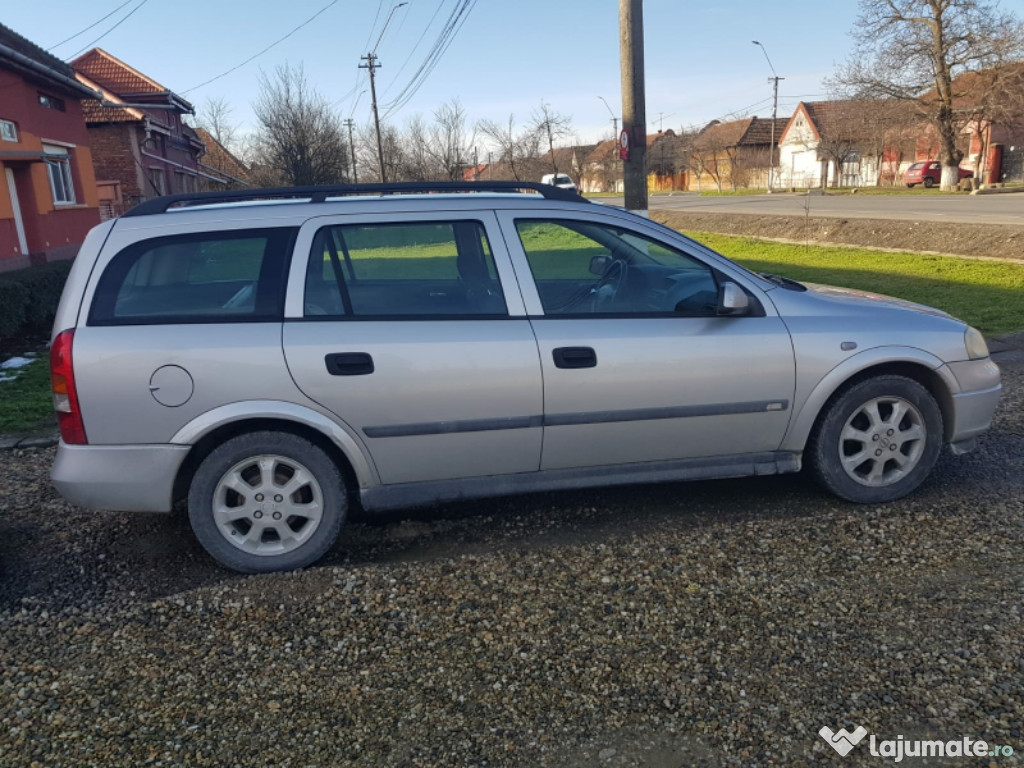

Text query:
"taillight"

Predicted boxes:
[[50, 329, 87, 445]]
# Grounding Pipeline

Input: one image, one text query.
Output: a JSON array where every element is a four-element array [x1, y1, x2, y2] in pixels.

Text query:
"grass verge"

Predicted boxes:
[[0, 353, 55, 435], [687, 231, 1024, 335]]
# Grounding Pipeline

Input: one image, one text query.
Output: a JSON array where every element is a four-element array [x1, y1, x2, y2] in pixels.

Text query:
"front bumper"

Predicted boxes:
[[51, 442, 190, 512], [945, 358, 1002, 443]]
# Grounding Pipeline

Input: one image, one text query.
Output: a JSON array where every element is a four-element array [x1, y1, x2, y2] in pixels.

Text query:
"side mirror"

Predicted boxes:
[[589, 254, 612, 276], [717, 282, 750, 316]]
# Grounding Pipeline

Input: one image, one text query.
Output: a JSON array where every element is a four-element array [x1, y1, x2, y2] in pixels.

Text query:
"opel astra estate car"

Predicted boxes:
[[50, 181, 1002, 573]]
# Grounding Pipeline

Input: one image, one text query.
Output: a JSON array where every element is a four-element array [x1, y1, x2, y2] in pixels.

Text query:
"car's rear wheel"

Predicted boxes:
[[807, 375, 942, 503], [188, 431, 346, 573], [923, 177, 935, 188], [906, 183, 916, 188]]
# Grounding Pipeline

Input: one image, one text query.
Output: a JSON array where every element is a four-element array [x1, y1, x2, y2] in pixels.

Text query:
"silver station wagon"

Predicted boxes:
[[50, 182, 1002, 572]]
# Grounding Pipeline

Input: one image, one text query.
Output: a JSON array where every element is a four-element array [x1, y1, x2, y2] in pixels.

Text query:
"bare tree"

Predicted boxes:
[[195, 97, 240, 151], [427, 100, 475, 181], [251, 64, 349, 186], [832, 0, 1024, 190], [531, 101, 573, 175], [477, 115, 544, 181]]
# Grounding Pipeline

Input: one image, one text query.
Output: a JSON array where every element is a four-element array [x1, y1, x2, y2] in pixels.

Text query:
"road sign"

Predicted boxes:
[[619, 128, 629, 161]]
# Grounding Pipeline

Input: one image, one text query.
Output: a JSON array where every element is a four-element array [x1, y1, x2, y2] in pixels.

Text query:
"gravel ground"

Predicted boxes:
[[1, 362, 1022, 767]]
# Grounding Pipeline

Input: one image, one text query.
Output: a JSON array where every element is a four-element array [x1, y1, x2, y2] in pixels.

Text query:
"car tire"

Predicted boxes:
[[188, 431, 346, 573], [923, 177, 935, 188], [906, 183, 915, 188], [807, 375, 943, 503]]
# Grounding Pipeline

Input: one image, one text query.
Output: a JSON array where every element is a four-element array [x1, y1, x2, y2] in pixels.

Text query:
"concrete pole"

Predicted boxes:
[[619, 0, 648, 215], [360, 53, 386, 183], [344, 118, 358, 184]]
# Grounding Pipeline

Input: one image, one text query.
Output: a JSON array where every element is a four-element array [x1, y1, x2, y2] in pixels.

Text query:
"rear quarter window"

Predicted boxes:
[[88, 228, 296, 325]]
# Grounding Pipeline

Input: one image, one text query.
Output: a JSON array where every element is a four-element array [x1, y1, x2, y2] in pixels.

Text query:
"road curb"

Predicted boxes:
[[0, 433, 59, 451]]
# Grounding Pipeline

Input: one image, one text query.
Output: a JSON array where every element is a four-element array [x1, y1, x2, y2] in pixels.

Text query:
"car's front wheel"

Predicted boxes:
[[188, 431, 346, 572], [923, 177, 935, 188], [807, 375, 943, 503]]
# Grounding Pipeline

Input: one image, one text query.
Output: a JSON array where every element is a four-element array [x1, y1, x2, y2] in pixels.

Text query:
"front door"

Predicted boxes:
[[498, 211, 795, 471], [4, 168, 29, 256], [283, 212, 543, 486]]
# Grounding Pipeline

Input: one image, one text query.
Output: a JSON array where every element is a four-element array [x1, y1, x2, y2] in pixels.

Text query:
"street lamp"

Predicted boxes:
[[598, 96, 619, 140], [752, 40, 783, 191]]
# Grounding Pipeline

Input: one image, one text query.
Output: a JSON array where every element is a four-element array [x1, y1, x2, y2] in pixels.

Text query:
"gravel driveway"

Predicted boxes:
[[1, 362, 1021, 767]]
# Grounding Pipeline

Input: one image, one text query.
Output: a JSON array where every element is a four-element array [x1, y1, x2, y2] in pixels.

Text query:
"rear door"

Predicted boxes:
[[497, 209, 795, 471], [283, 211, 543, 485]]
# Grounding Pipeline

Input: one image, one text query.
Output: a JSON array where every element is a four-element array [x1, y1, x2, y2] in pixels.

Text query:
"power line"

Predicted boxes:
[[49, 0, 136, 50], [66, 0, 150, 59], [381, 0, 447, 98], [181, 0, 339, 95], [381, 0, 477, 120]]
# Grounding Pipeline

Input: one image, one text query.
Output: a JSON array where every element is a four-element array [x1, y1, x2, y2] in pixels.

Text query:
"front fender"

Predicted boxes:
[[781, 346, 959, 452], [169, 400, 379, 489]]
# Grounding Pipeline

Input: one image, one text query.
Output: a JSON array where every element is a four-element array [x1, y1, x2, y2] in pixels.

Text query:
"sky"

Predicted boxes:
[[6, 0, 1024, 150]]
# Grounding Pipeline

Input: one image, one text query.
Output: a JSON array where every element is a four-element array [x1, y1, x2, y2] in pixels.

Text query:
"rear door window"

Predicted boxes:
[[89, 228, 295, 325], [304, 220, 507, 317]]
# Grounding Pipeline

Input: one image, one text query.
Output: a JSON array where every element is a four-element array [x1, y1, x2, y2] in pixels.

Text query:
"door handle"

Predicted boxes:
[[553, 346, 597, 369], [325, 352, 374, 376]]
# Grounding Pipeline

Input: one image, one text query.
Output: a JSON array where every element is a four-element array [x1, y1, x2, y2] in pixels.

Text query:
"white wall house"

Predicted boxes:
[[777, 102, 881, 189]]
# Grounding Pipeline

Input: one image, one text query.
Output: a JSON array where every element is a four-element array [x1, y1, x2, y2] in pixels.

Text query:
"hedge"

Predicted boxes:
[[0, 260, 74, 342]]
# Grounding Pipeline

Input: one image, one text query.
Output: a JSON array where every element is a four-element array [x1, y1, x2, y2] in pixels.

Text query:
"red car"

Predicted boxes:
[[904, 161, 972, 188]]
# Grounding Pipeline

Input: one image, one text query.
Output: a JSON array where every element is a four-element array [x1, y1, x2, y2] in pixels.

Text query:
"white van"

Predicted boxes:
[[541, 173, 578, 193]]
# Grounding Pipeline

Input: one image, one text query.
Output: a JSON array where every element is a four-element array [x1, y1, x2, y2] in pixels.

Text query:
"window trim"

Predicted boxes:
[[42, 143, 75, 205], [302, 218, 511, 321], [284, 211, 526, 318], [87, 227, 297, 327]]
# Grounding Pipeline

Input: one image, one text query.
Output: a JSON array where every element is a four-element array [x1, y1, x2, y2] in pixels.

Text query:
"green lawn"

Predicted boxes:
[[0, 354, 56, 435], [688, 231, 1024, 335]]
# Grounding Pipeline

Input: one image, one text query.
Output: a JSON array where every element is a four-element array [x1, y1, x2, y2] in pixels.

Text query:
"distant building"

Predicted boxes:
[[72, 48, 228, 217], [194, 127, 251, 190], [0, 23, 101, 271]]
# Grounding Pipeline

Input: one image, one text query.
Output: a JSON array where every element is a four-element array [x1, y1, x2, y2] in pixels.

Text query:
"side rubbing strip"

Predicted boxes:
[[362, 400, 788, 439], [544, 400, 790, 427], [364, 415, 544, 439]]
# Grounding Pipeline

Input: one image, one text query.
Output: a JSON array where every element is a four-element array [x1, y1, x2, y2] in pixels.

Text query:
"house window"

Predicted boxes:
[[0, 119, 17, 142], [43, 143, 75, 204], [149, 168, 166, 196], [39, 93, 66, 112]]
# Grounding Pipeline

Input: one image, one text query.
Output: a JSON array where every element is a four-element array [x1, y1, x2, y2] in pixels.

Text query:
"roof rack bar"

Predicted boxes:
[[121, 180, 586, 217]]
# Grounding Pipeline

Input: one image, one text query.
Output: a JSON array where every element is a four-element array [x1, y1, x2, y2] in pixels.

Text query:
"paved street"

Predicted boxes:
[[603, 191, 1024, 226]]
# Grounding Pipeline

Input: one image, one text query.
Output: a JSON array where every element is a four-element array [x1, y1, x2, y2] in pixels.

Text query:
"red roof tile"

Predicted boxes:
[[72, 48, 166, 96]]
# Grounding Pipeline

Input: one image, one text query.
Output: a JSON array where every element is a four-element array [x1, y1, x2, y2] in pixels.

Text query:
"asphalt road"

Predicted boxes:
[[603, 191, 1024, 226]]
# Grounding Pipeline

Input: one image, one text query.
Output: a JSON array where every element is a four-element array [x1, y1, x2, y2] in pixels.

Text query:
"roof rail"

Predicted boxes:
[[121, 180, 586, 217]]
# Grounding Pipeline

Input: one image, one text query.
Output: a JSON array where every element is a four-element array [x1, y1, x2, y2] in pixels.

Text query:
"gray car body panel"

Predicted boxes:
[[50, 193, 1001, 515]]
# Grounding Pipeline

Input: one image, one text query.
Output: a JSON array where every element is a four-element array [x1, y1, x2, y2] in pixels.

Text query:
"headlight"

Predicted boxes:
[[964, 326, 989, 360]]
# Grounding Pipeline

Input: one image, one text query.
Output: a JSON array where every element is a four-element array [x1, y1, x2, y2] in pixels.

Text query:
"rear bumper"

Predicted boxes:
[[51, 442, 190, 512]]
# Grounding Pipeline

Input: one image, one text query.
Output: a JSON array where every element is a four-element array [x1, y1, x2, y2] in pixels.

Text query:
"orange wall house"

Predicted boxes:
[[0, 23, 101, 272]]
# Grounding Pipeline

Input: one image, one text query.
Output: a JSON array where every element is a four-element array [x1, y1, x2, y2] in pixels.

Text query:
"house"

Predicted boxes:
[[72, 48, 222, 216], [647, 130, 687, 191], [687, 116, 788, 191], [777, 100, 921, 188], [0, 23, 101, 272], [581, 139, 622, 193], [194, 127, 251, 190]]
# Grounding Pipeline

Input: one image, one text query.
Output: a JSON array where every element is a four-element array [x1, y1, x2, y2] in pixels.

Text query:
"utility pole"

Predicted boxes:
[[752, 40, 783, 192], [359, 2, 407, 185], [343, 118, 358, 184], [359, 53, 386, 183], [620, 0, 648, 215]]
